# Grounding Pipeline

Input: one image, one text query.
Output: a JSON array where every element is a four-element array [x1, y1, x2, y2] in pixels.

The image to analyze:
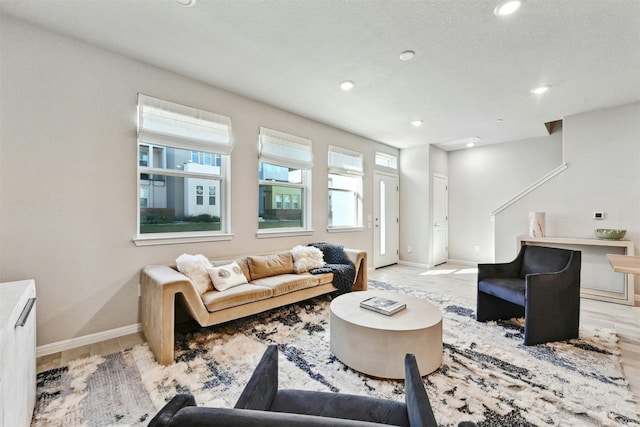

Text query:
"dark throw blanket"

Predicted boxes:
[[308, 243, 356, 294]]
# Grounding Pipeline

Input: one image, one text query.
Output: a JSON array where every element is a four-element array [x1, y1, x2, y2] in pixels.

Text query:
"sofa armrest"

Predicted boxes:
[[148, 394, 196, 427], [234, 345, 279, 410], [140, 265, 210, 365], [344, 249, 368, 291]]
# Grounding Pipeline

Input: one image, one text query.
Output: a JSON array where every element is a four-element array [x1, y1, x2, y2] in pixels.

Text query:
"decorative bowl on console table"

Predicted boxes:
[[594, 229, 626, 240]]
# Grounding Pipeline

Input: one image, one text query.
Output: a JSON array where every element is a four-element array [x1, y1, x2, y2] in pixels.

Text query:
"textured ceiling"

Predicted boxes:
[[1, 0, 639, 150]]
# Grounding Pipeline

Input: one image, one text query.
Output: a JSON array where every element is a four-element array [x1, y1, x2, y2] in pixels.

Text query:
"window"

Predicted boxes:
[[208, 186, 216, 205], [136, 94, 233, 244], [375, 152, 398, 170], [196, 185, 204, 205], [328, 146, 363, 229], [258, 127, 312, 233]]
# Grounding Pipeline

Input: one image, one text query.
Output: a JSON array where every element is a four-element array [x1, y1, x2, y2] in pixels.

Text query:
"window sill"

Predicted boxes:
[[327, 226, 365, 233], [256, 229, 314, 239], [133, 233, 234, 246]]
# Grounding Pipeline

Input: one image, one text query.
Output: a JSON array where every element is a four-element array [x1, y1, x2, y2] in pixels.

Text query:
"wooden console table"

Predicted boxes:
[[607, 254, 640, 275], [518, 236, 635, 305]]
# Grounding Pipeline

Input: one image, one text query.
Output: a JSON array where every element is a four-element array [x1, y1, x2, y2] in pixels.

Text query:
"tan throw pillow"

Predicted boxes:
[[291, 245, 325, 273], [248, 252, 294, 280], [207, 261, 248, 291]]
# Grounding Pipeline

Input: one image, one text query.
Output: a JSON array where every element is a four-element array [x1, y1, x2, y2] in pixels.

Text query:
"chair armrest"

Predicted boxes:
[[148, 393, 196, 427], [234, 344, 279, 410], [404, 353, 438, 427], [171, 407, 387, 426], [525, 251, 581, 296]]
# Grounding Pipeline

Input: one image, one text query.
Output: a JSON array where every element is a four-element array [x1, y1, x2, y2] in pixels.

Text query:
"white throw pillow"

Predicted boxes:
[[291, 245, 325, 273], [207, 261, 248, 291], [176, 253, 213, 296]]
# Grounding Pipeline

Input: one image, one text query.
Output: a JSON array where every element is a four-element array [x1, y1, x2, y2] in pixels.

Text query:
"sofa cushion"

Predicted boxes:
[[211, 257, 251, 281], [248, 252, 294, 280], [201, 284, 273, 312], [250, 273, 322, 297], [207, 261, 248, 291], [478, 278, 526, 306]]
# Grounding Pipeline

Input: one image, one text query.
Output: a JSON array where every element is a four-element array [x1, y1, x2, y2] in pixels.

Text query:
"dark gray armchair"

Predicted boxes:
[[149, 344, 477, 427], [477, 245, 581, 345]]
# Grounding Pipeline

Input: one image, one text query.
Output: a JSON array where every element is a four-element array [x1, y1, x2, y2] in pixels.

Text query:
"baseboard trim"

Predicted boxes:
[[36, 323, 143, 357], [446, 258, 479, 267], [398, 260, 432, 268]]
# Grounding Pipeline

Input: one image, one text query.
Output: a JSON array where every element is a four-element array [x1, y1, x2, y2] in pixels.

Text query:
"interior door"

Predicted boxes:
[[374, 172, 399, 268], [432, 174, 448, 266]]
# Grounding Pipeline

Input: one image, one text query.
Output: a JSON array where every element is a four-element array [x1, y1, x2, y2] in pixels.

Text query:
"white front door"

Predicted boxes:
[[374, 172, 399, 268], [432, 174, 448, 266]]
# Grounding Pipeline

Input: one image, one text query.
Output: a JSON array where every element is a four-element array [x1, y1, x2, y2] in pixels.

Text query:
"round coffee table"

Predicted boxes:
[[330, 290, 442, 379]]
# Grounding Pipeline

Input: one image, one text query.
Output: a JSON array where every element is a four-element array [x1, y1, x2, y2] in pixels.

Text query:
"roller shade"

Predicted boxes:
[[138, 94, 233, 154], [259, 127, 313, 170], [329, 145, 363, 176]]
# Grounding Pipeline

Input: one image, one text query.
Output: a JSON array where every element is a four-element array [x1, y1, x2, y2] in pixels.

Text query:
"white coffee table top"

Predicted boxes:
[[331, 290, 442, 331], [330, 289, 443, 378]]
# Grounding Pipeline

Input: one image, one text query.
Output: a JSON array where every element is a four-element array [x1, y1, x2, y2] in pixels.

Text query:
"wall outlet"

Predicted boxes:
[[474, 245, 480, 252], [407, 246, 412, 253], [593, 212, 605, 220]]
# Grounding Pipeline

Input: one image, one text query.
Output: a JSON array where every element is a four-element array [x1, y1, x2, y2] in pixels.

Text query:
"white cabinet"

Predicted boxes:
[[0, 280, 36, 427]]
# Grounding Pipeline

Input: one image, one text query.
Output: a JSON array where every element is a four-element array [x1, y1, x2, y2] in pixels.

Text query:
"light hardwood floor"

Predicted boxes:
[[36, 262, 640, 400]]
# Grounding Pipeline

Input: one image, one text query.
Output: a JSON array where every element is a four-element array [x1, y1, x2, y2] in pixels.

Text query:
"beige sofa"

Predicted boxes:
[[141, 248, 367, 365]]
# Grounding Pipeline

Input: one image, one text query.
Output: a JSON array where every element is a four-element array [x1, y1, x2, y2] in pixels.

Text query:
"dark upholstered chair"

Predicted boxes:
[[149, 344, 477, 427], [477, 245, 581, 345]]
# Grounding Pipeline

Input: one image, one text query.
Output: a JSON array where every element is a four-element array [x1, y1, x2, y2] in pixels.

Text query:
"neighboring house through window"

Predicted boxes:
[[136, 94, 233, 244], [258, 127, 313, 234], [328, 145, 363, 230]]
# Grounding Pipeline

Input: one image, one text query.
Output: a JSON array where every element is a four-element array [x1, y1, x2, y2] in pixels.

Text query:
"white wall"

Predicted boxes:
[[494, 102, 640, 295], [447, 131, 563, 263], [0, 16, 396, 346], [399, 145, 430, 266]]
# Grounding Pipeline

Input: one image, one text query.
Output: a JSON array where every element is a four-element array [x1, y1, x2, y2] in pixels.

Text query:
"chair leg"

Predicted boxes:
[[476, 291, 524, 322]]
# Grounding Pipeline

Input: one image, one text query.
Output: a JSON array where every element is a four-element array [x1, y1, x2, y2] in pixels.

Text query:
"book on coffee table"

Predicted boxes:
[[360, 296, 406, 316]]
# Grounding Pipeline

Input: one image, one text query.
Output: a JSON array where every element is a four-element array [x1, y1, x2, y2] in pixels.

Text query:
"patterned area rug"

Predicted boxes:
[[33, 280, 640, 426]]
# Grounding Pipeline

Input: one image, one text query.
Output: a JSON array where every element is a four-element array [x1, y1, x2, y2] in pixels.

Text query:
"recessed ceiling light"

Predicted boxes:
[[173, 0, 196, 6], [530, 85, 550, 95], [340, 80, 355, 91], [496, 118, 504, 123], [399, 50, 415, 61], [410, 120, 423, 127], [466, 142, 475, 148], [493, 0, 522, 16]]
